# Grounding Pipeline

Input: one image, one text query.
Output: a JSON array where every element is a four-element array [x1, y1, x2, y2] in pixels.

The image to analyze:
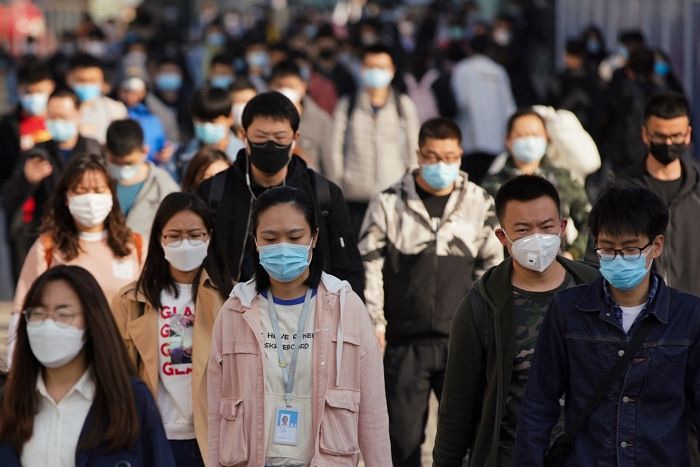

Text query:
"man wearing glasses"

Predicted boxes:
[[616, 92, 700, 297], [515, 184, 700, 465], [359, 117, 503, 467]]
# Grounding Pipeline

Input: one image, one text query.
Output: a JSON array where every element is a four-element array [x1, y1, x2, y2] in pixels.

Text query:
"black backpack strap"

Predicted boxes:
[[208, 172, 227, 213], [544, 317, 656, 466], [311, 170, 331, 218]]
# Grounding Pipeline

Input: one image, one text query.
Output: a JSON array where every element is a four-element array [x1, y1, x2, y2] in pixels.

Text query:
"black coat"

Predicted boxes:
[[198, 152, 364, 298]]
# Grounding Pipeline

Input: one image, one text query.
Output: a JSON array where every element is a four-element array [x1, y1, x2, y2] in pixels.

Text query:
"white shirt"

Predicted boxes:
[[451, 54, 516, 155], [620, 303, 646, 334], [22, 369, 96, 467], [260, 291, 317, 467], [157, 284, 196, 440]]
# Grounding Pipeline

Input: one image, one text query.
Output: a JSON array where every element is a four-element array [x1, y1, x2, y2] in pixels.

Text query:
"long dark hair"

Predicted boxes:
[[251, 186, 322, 292], [0, 266, 140, 453], [40, 153, 134, 261], [137, 192, 231, 310], [180, 147, 230, 193]]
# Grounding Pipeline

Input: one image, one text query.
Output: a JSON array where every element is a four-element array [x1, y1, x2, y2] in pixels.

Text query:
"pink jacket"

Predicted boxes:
[[207, 273, 391, 467]]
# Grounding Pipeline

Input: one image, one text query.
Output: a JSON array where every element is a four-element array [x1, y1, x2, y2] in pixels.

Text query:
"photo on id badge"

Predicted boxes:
[[273, 407, 300, 445], [168, 313, 194, 365]]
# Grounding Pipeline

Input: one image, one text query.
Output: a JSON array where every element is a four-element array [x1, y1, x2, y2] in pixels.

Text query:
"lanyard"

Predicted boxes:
[[267, 288, 313, 407]]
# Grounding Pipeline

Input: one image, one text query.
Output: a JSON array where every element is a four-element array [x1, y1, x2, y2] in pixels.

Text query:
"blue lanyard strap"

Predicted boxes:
[[267, 288, 313, 407]]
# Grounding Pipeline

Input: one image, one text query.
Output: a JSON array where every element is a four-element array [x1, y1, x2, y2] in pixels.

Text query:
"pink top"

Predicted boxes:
[[8, 231, 145, 361]]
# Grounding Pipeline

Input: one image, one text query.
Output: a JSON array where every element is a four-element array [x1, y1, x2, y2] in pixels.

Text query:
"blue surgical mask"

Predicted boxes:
[[586, 39, 601, 54], [599, 254, 651, 291], [194, 122, 228, 145], [361, 68, 394, 89], [20, 92, 49, 116], [511, 136, 547, 163], [258, 241, 313, 283], [46, 119, 78, 142], [73, 83, 102, 102], [207, 32, 226, 48], [210, 74, 234, 89], [421, 162, 460, 190], [155, 72, 183, 92], [246, 51, 269, 69], [654, 61, 670, 78]]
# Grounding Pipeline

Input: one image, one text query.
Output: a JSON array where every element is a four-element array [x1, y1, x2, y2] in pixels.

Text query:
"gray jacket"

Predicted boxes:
[[330, 90, 420, 203], [125, 163, 180, 237]]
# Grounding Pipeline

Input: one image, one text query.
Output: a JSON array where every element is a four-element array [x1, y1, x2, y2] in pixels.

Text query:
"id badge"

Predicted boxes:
[[273, 406, 300, 446]]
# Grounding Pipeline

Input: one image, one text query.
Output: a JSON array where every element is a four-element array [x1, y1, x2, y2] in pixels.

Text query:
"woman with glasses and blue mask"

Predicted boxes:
[[208, 186, 390, 467], [0, 265, 174, 466], [112, 192, 232, 467]]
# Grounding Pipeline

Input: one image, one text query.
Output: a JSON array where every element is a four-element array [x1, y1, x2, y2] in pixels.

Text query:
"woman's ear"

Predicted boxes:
[[312, 228, 319, 248]]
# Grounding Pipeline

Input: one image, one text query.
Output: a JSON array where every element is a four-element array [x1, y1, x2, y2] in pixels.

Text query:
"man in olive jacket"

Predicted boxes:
[[433, 175, 599, 467]]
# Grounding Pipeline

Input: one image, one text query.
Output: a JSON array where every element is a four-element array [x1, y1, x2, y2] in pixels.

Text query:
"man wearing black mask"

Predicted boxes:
[[197, 92, 364, 297], [620, 92, 700, 295]]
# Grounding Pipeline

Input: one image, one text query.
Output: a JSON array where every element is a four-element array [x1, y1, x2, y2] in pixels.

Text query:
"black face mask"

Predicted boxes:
[[318, 48, 334, 61], [649, 142, 686, 165], [248, 140, 292, 174]]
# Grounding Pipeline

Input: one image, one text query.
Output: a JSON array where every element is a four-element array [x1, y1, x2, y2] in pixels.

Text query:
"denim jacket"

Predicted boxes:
[[515, 275, 700, 466]]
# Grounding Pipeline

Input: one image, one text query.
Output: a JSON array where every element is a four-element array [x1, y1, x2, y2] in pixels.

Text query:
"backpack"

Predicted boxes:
[[40, 232, 144, 268], [207, 168, 332, 223]]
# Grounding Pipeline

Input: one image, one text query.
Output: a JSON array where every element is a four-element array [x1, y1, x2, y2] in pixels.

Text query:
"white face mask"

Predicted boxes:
[[163, 239, 209, 272], [276, 87, 302, 105], [507, 232, 561, 272], [27, 319, 86, 368], [68, 193, 113, 228], [108, 162, 141, 182], [231, 102, 246, 128]]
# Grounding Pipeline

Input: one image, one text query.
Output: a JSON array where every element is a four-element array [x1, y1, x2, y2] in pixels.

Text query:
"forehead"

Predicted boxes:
[[48, 96, 77, 112], [71, 66, 103, 77], [162, 210, 206, 231], [501, 196, 559, 225], [420, 137, 462, 153], [247, 115, 293, 133], [256, 203, 310, 232], [38, 279, 80, 306], [363, 53, 393, 67], [510, 115, 546, 134], [271, 75, 304, 88], [211, 62, 234, 73], [71, 168, 109, 188], [646, 115, 689, 133], [232, 89, 256, 103]]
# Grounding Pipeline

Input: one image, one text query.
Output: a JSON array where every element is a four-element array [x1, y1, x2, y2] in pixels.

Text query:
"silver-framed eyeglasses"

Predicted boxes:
[[23, 306, 80, 328], [162, 230, 209, 247]]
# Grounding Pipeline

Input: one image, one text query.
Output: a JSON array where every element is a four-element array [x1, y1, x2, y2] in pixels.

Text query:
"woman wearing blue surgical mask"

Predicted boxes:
[[112, 192, 231, 467], [208, 186, 391, 467], [481, 108, 592, 260], [0, 265, 174, 466], [652, 49, 686, 97]]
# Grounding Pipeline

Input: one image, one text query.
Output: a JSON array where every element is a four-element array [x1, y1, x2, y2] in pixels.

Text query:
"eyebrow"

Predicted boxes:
[[260, 228, 306, 235]]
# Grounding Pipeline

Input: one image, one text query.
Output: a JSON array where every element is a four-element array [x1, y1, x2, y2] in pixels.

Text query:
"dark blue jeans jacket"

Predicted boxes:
[[515, 275, 700, 466]]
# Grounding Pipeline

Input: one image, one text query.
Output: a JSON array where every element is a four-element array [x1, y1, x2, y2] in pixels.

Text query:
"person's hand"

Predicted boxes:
[[23, 157, 53, 184], [562, 251, 575, 260], [375, 329, 386, 352], [156, 141, 176, 163]]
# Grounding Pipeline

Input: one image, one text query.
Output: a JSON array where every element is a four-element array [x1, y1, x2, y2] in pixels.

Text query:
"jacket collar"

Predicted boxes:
[[229, 272, 350, 311], [575, 274, 670, 324], [625, 157, 700, 200]]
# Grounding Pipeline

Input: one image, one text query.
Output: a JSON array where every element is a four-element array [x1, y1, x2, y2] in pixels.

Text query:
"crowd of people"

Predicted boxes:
[[0, 1, 699, 466]]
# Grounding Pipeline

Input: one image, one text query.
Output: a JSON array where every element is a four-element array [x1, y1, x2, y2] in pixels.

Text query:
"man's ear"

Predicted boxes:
[[495, 228, 508, 248], [651, 234, 664, 259]]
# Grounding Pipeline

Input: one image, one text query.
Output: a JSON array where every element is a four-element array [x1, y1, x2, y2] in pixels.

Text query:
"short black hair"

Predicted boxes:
[[230, 77, 257, 94], [471, 34, 491, 55], [588, 183, 668, 241], [210, 52, 234, 69], [565, 38, 585, 57], [418, 118, 462, 146], [360, 44, 395, 63], [190, 87, 233, 121], [626, 47, 654, 77], [495, 175, 561, 222], [251, 186, 322, 292], [106, 119, 144, 157], [241, 92, 300, 132], [48, 88, 80, 109], [17, 57, 53, 85], [619, 30, 646, 47], [68, 53, 105, 72], [506, 108, 547, 136], [644, 92, 690, 122], [270, 60, 302, 83]]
